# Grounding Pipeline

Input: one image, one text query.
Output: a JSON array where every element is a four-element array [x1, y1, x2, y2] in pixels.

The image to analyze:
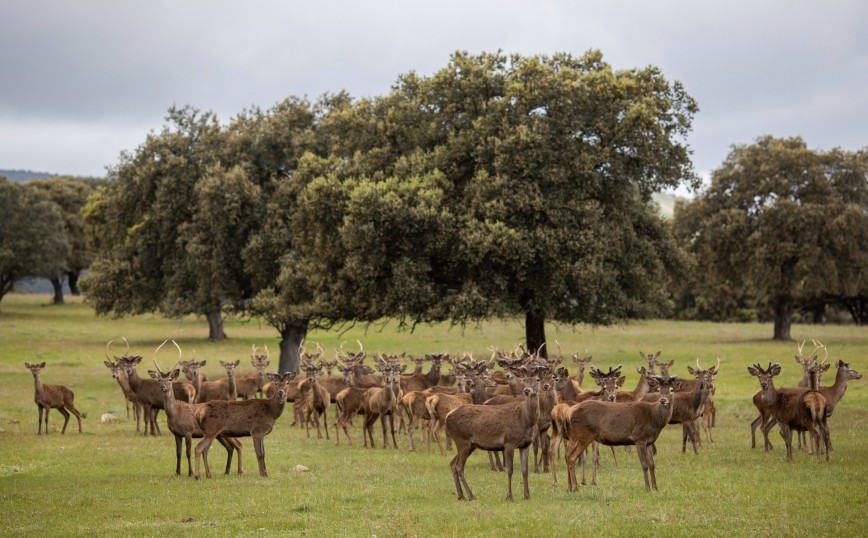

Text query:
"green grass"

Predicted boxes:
[[0, 294, 866, 537]]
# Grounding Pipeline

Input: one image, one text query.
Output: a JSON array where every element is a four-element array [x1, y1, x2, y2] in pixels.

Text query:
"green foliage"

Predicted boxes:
[[673, 136, 868, 335], [0, 294, 866, 536], [0, 179, 69, 304]]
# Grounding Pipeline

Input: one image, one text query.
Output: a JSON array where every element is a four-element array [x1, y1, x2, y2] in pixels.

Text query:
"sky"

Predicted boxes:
[[1, 0, 866, 194]]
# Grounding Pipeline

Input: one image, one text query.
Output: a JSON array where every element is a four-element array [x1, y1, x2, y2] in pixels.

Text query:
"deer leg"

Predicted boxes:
[[37, 405, 44, 435], [504, 446, 515, 502], [635, 441, 652, 492], [451, 442, 474, 501], [58, 407, 70, 434], [762, 417, 777, 451], [133, 399, 142, 433], [609, 445, 619, 467], [549, 426, 561, 486], [194, 435, 215, 480], [520, 445, 531, 500], [388, 412, 398, 449], [780, 425, 793, 461], [68, 403, 82, 433], [322, 407, 329, 440], [646, 444, 658, 491], [591, 443, 599, 486], [564, 439, 585, 493], [253, 435, 267, 477], [173, 434, 183, 476], [532, 436, 541, 474]]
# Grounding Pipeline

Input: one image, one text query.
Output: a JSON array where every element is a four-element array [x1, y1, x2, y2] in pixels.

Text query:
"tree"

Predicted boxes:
[[82, 106, 238, 339], [26, 177, 98, 303], [296, 51, 698, 355], [0, 177, 69, 308], [673, 136, 868, 339]]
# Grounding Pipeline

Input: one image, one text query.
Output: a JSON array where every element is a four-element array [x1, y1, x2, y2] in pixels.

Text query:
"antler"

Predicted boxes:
[[811, 339, 828, 365], [122, 336, 131, 357], [105, 339, 115, 362]]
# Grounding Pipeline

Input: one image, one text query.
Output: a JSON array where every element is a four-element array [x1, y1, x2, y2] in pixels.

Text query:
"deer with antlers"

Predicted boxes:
[[25, 362, 82, 435], [298, 351, 331, 440], [103, 340, 142, 432], [147, 341, 243, 476], [748, 361, 827, 462], [235, 345, 270, 400], [362, 364, 404, 449]]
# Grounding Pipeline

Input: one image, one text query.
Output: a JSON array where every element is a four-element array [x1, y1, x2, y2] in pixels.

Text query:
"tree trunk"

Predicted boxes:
[[278, 319, 309, 374], [67, 270, 80, 296], [772, 296, 793, 341], [50, 276, 64, 305], [206, 309, 227, 341], [525, 310, 548, 359]]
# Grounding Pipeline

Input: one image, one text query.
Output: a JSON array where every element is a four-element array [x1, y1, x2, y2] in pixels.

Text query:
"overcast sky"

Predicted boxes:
[[1, 1, 865, 193]]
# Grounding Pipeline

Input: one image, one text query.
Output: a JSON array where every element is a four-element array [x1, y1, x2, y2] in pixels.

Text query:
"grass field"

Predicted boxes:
[[0, 294, 866, 537]]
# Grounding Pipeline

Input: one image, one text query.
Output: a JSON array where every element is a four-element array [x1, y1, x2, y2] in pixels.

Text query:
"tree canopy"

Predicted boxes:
[[673, 135, 868, 338], [0, 177, 69, 307]]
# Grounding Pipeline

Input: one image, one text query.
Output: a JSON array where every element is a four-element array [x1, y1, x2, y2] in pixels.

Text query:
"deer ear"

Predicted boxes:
[[617, 376, 626, 387], [24, 362, 31, 368], [200, 360, 207, 366], [747, 366, 759, 376], [769, 364, 782, 376], [646, 377, 659, 390], [234, 360, 240, 367], [687, 366, 697, 375], [148, 370, 159, 380], [822, 364, 830, 372], [671, 380, 682, 391], [171, 369, 181, 380]]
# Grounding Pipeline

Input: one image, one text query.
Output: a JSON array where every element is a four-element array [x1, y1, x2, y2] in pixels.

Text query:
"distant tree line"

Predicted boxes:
[[2, 51, 865, 370]]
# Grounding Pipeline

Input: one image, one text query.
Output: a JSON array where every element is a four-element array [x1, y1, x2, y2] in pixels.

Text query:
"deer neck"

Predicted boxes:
[[310, 377, 322, 406], [127, 367, 143, 392], [633, 376, 650, 400], [190, 373, 201, 393], [269, 387, 289, 418], [227, 372, 237, 400], [160, 385, 178, 417], [759, 379, 779, 410], [425, 362, 441, 384], [826, 368, 850, 403], [256, 369, 265, 392], [652, 395, 675, 427], [522, 391, 541, 427], [575, 370, 584, 387], [32, 374, 44, 400]]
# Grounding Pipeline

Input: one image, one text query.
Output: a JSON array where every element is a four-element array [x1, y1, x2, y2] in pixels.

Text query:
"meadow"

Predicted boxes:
[[0, 293, 865, 537]]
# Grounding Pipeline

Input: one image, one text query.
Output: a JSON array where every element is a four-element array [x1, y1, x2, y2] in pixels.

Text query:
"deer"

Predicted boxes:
[[103, 341, 142, 432], [333, 364, 369, 445], [147, 341, 243, 477], [640, 351, 662, 375], [24, 362, 82, 435], [563, 375, 679, 492], [188, 359, 239, 403], [235, 345, 270, 399], [750, 340, 828, 451], [119, 352, 196, 436], [425, 374, 493, 454], [761, 356, 861, 455], [445, 366, 545, 501], [572, 353, 593, 388], [644, 363, 716, 455], [748, 362, 829, 462], [400, 353, 446, 393], [194, 371, 296, 479], [362, 365, 404, 449], [297, 359, 331, 440]]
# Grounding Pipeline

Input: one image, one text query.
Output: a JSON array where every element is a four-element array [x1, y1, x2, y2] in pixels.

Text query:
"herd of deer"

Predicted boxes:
[[23, 337, 861, 501]]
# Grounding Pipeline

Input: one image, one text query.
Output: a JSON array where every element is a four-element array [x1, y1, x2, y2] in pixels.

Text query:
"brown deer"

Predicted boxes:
[[120, 354, 196, 436], [761, 357, 860, 455], [400, 354, 446, 393], [298, 361, 331, 440], [147, 341, 243, 476], [190, 359, 239, 403], [235, 345, 270, 399], [445, 366, 544, 501], [425, 375, 493, 454], [362, 365, 404, 449], [640, 351, 662, 375], [194, 371, 297, 479], [572, 354, 593, 388], [103, 353, 142, 432], [748, 362, 825, 461], [750, 341, 827, 451], [644, 364, 715, 455], [25, 362, 82, 435], [563, 375, 679, 492]]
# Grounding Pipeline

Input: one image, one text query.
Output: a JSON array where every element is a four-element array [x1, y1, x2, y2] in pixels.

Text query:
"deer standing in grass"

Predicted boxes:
[[194, 371, 296, 479], [298, 360, 331, 440], [563, 375, 679, 492], [362, 365, 404, 449], [445, 366, 544, 501], [25, 362, 82, 435], [748, 362, 827, 462], [147, 341, 243, 477], [103, 346, 142, 432]]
